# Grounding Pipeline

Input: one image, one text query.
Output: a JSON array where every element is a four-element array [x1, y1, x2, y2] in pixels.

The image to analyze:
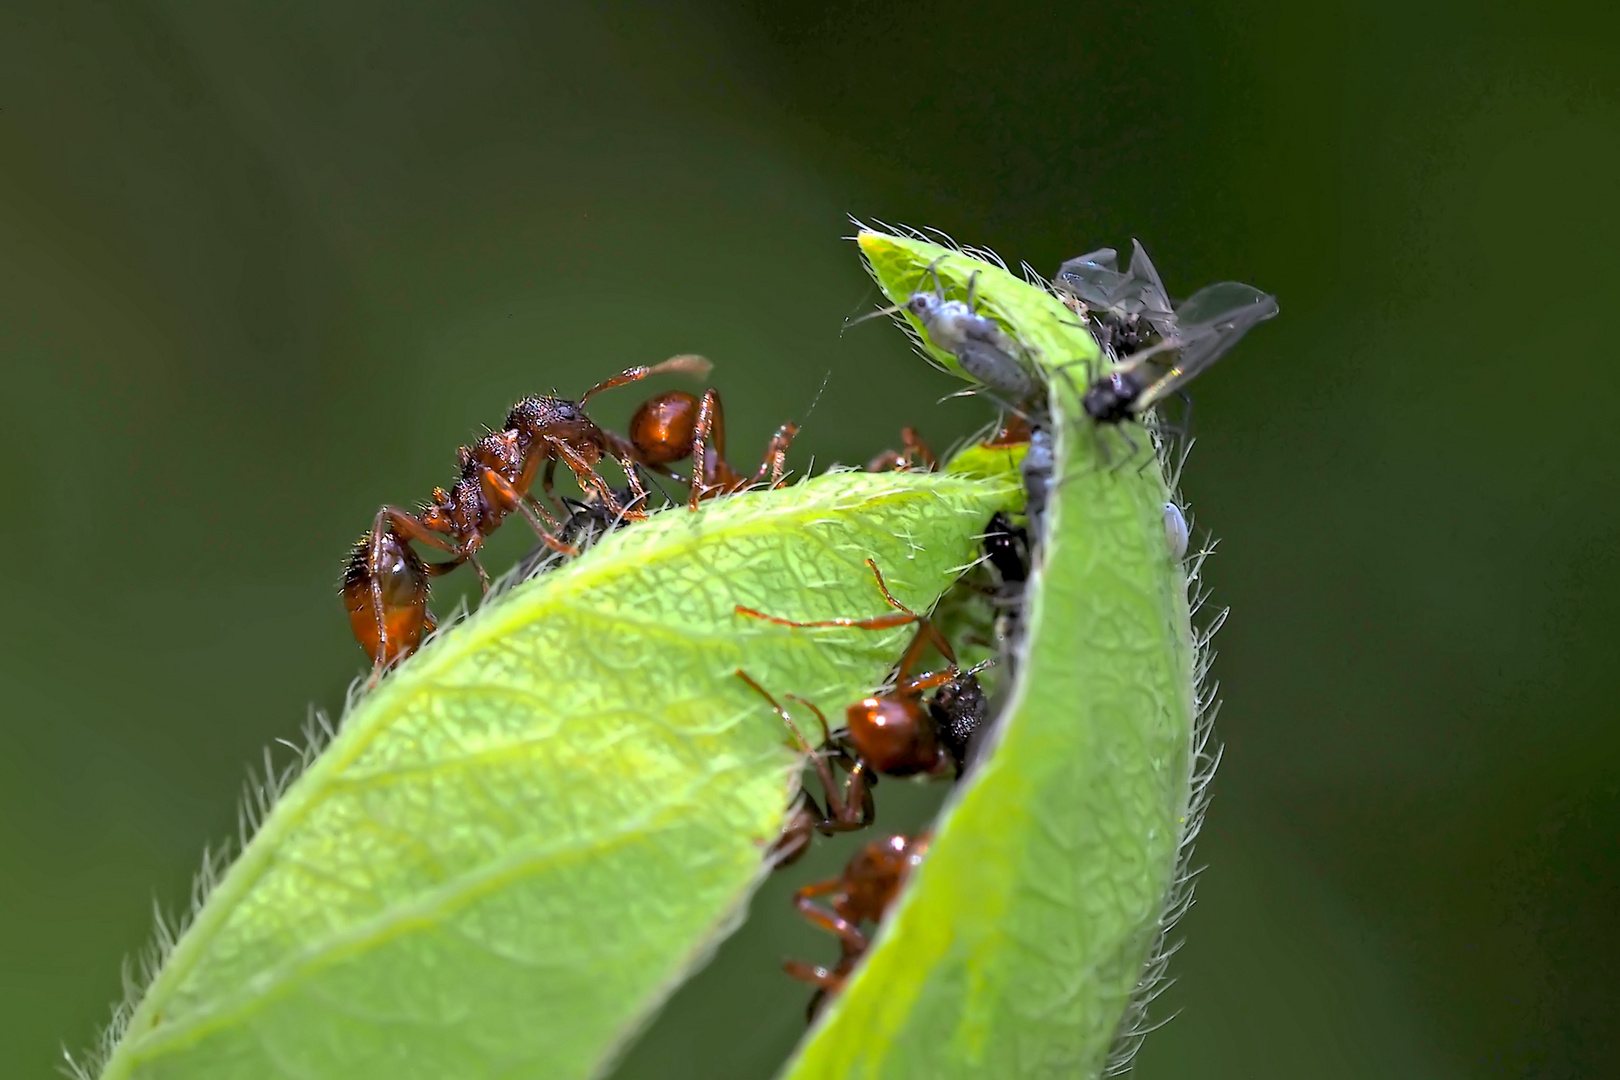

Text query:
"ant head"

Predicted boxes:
[[506, 396, 604, 449], [628, 390, 701, 466], [845, 696, 940, 776]]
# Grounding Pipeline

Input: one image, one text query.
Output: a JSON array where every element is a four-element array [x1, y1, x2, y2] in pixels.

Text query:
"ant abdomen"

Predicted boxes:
[[341, 531, 436, 668], [628, 391, 702, 467], [846, 697, 941, 777]]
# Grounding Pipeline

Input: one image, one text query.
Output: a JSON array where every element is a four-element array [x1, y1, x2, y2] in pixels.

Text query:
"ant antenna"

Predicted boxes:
[[580, 353, 712, 404]]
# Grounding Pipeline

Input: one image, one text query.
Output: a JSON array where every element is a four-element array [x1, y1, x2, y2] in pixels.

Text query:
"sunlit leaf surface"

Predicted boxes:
[[95, 471, 1016, 1080]]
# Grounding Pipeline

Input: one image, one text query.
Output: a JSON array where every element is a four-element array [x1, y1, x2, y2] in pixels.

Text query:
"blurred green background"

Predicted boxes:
[[2, 1, 1615, 1076]]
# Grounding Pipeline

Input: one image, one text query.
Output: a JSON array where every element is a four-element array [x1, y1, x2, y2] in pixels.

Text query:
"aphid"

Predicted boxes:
[[509, 487, 660, 582], [865, 427, 936, 472], [345, 355, 707, 676], [981, 511, 1030, 587], [1163, 501, 1189, 561], [1021, 423, 1056, 535], [783, 831, 930, 1020], [735, 561, 991, 857], [858, 257, 1040, 404], [1053, 240, 1175, 357], [625, 387, 798, 510], [1077, 276, 1278, 428]]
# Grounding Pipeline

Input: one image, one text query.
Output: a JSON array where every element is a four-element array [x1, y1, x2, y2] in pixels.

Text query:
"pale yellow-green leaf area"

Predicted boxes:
[[100, 470, 1015, 1080], [782, 234, 1195, 1079]]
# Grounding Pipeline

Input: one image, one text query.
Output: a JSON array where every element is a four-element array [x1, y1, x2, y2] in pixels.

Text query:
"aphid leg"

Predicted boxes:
[[751, 422, 799, 488], [965, 268, 980, 311], [922, 254, 948, 300]]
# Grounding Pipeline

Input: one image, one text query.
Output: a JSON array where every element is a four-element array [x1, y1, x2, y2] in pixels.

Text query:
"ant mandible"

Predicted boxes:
[[734, 560, 990, 858], [783, 831, 931, 1020], [624, 387, 798, 510], [343, 355, 708, 675]]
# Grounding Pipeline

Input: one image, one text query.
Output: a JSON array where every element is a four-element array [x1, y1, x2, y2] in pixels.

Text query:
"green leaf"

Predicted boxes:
[[778, 232, 1202, 1078], [90, 470, 1017, 1080]]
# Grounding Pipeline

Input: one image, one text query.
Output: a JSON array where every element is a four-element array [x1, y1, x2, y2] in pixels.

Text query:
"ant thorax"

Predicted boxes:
[[505, 396, 604, 458]]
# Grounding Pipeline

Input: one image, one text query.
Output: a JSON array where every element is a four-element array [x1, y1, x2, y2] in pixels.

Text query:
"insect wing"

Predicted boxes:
[[1123, 239, 1175, 330], [1054, 247, 1123, 309], [1055, 239, 1174, 330], [1133, 281, 1278, 409]]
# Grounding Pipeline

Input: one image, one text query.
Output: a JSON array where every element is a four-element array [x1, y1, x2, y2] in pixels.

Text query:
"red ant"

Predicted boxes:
[[783, 832, 931, 1019], [342, 355, 708, 674], [625, 387, 798, 510], [734, 560, 990, 861], [864, 427, 936, 473]]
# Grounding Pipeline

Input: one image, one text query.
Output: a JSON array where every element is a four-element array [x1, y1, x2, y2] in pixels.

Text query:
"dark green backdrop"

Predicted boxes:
[[2, 2, 1615, 1077]]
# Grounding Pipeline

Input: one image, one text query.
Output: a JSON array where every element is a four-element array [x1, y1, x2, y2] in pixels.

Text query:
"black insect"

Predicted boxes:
[[1054, 239, 1175, 358], [1075, 277, 1278, 427]]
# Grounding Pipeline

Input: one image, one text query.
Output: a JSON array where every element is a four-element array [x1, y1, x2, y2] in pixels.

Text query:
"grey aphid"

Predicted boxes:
[[1162, 502, 1189, 561], [1021, 425, 1055, 541], [901, 264, 1039, 403]]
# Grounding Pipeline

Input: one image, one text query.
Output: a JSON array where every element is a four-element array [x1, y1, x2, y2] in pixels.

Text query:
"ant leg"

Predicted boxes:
[[468, 552, 492, 594], [511, 446, 562, 529], [902, 427, 935, 470], [860, 559, 956, 678], [782, 959, 843, 994], [477, 467, 578, 556], [687, 389, 724, 510], [363, 507, 460, 679], [364, 520, 395, 682], [751, 423, 799, 487], [379, 506, 460, 557], [864, 428, 934, 473], [735, 671, 853, 826], [616, 457, 652, 515], [865, 449, 904, 473], [792, 882, 870, 953], [549, 438, 645, 522], [768, 790, 823, 869], [783, 694, 870, 831]]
